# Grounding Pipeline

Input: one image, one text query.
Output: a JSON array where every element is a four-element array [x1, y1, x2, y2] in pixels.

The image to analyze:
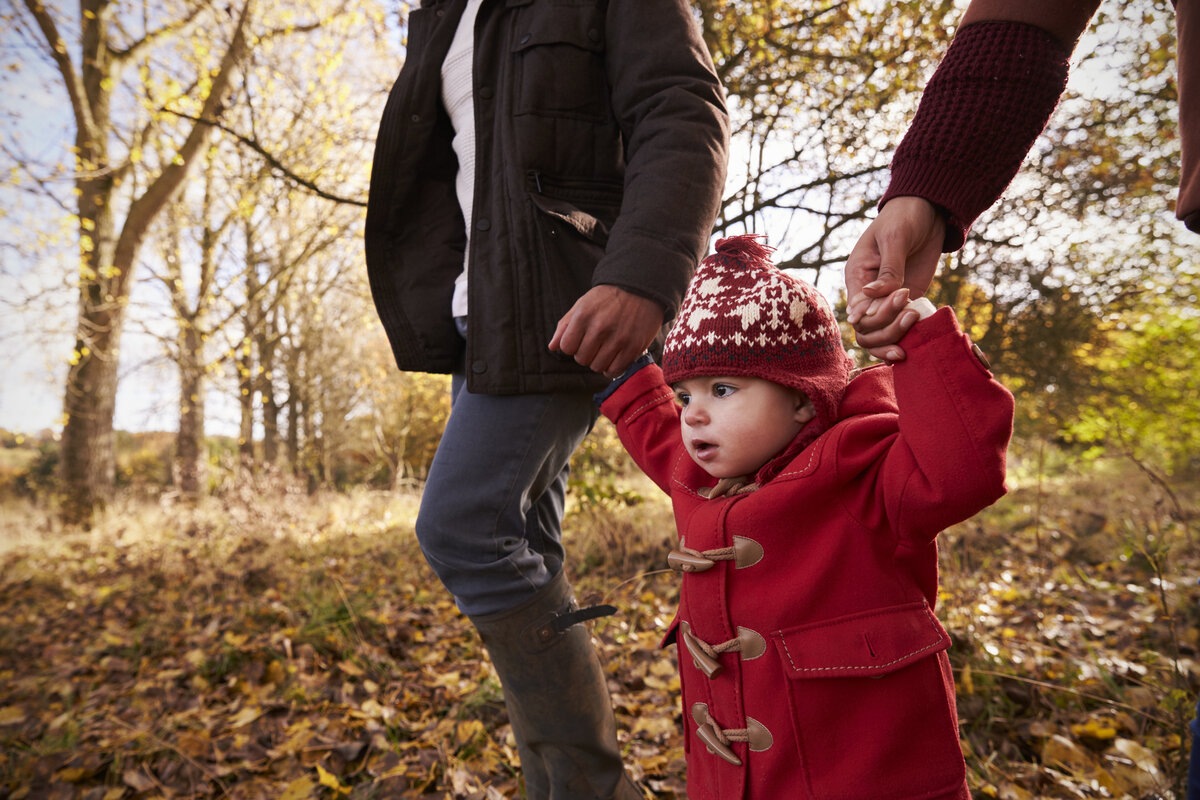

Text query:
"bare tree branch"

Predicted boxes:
[[159, 108, 368, 207], [21, 0, 96, 141], [109, 2, 207, 66]]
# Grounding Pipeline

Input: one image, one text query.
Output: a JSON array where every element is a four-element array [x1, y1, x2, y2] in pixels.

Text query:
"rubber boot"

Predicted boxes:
[[469, 570, 643, 800]]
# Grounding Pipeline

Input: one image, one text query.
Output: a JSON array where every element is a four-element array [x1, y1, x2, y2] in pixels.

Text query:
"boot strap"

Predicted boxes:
[[525, 603, 618, 651], [551, 603, 618, 633]]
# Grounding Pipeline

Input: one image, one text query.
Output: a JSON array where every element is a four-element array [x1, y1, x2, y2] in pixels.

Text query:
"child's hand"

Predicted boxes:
[[860, 296, 938, 363], [700, 476, 759, 499]]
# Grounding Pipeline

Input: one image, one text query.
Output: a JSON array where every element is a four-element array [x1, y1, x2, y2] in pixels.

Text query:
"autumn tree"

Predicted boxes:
[[143, 148, 271, 498], [696, 0, 960, 277], [214, 4, 392, 476], [10, 0, 254, 524], [352, 335, 451, 489]]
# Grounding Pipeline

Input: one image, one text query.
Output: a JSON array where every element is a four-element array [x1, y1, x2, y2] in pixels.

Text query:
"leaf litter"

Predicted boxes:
[[0, 469, 1195, 798]]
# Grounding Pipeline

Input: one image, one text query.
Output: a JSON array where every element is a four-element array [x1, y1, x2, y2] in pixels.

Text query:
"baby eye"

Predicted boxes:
[[674, 392, 691, 406], [713, 383, 736, 398]]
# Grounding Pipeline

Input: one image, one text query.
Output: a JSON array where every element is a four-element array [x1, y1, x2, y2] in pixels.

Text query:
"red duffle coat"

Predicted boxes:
[[600, 308, 1014, 799]]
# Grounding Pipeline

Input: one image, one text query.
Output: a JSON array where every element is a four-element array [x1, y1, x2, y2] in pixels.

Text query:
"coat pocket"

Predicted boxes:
[[511, 1, 609, 120], [526, 172, 622, 343], [772, 602, 966, 800]]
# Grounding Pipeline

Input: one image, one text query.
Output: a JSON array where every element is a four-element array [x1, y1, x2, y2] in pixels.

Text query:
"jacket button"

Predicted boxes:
[[475, 218, 491, 232], [471, 361, 487, 374], [479, 86, 493, 99], [410, 114, 421, 123], [520, 33, 532, 44], [587, 28, 601, 42]]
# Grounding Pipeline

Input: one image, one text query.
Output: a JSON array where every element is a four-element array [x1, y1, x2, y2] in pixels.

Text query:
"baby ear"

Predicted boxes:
[[794, 397, 816, 425]]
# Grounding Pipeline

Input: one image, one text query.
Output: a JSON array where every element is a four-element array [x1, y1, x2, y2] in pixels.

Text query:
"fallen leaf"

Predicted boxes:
[[1070, 718, 1118, 743], [229, 705, 262, 729], [1042, 734, 1100, 773], [280, 776, 316, 800], [1110, 737, 1160, 773], [338, 660, 365, 677], [55, 767, 89, 782], [0, 706, 26, 725], [122, 769, 156, 792]]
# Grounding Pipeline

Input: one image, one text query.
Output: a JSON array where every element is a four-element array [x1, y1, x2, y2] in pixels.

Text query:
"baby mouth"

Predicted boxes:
[[692, 440, 717, 459]]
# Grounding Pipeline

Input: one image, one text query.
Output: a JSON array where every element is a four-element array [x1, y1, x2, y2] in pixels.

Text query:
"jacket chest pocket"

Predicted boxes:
[[511, 1, 609, 120], [772, 602, 966, 800]]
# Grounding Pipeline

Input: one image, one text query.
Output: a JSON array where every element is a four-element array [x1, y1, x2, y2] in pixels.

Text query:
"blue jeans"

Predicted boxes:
[[415, 368, 598, 617], [1189, 694, 1200, 800]]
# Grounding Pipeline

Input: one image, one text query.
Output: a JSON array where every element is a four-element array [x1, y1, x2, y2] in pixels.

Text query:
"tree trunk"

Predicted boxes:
[[59, 321, 119, 526], [262, 381, 279, 465], [176, 324, 207, 499], [238, 339, 256, 468], [285, 383, 300, 474], [32, 0, 254, 525], [259, 309, 280, 466]]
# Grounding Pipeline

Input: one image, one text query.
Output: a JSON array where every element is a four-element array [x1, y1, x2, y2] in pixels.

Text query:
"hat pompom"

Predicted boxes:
[[712, 234, 774, 264]]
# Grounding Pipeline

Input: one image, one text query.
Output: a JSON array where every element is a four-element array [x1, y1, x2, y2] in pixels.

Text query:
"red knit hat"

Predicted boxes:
[[662, 235, 853, 431]]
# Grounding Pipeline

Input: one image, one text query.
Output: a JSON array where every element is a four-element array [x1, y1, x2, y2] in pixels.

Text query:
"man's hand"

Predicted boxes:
[[549, 285, 664, 378], [844, 196, 945, 361]]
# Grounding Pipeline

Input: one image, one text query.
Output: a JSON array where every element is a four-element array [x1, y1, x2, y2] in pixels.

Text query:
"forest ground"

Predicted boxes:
[[0, 459, 1196, 799]]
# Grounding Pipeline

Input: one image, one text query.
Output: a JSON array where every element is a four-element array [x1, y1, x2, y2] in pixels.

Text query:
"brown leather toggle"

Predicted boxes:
[[732, 536, 764, 568], [681, 622, 723, 678], [679, 622, 767, 677], [668, 536, 763, 574], [971, 342, 992, 370], [692, 703, 739, 764], [690, 703, 773, 766], [737, 626, 767, 661], [745, 717, 773, 753], [667, 549, 715, 573], [696, 718, 742, 765]]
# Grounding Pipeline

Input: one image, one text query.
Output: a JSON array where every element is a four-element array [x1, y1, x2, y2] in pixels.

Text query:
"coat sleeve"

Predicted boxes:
[[598, 363, 684, 494], [837, 307, 1014, 546], [880, 14, 1087, 249], [593, 0, 730, 320]]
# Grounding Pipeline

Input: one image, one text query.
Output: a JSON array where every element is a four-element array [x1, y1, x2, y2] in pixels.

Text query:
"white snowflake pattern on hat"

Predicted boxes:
[[662, 233, 852, 435]]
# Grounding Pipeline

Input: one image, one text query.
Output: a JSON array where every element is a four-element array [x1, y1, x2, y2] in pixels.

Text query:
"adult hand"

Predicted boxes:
[[844, 196, 945, 361], [549, 285, 664, 378]]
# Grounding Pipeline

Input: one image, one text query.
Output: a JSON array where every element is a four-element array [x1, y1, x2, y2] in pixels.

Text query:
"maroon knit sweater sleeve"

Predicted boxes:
[[880, 21, 1073, 251]]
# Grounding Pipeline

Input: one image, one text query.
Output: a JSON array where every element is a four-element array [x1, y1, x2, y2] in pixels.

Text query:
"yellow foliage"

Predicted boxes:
[[1070, 719, 1117, 741], [316, 764, 348, 794]]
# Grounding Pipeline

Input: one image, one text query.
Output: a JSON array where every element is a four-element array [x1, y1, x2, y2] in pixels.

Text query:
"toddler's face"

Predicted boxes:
[[672, 375, 815, 479]]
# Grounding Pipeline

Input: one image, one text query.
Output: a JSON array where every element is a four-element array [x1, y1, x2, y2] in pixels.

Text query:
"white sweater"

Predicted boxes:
[[442, 0, 484, 318]]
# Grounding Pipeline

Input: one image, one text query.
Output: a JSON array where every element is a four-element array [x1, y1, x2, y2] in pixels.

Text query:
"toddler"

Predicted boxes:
[[598, 235, 1013, 799]]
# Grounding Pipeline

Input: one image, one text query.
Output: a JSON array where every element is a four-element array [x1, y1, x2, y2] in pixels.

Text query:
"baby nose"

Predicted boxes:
[[682, 401, 707, 425]]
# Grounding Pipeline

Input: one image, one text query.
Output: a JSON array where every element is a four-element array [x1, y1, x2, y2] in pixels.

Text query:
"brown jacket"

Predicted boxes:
[[364, 0, 729, 394]]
